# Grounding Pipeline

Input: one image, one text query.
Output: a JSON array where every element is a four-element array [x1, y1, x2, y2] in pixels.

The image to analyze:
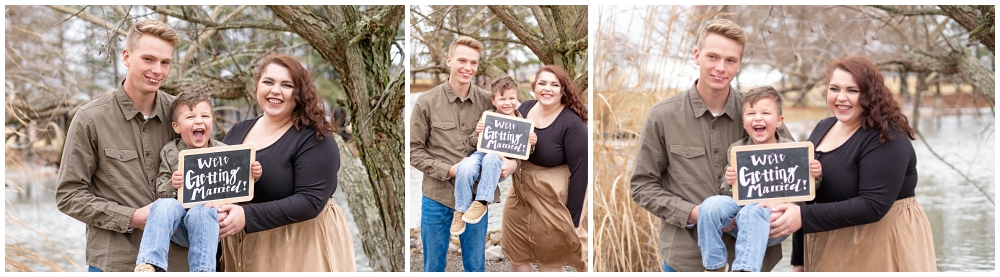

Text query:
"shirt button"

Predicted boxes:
[[711, 125, 716, 130], [119, 154, 124, 159], [714, 149, 719, 154], [145, 152, 150, 157]]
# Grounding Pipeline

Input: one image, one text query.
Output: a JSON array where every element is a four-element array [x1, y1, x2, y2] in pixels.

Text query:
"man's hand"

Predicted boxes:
[[251, 161, 263, 180], [500, 157, 517, 179], [448, 158, 466, 179], [687, 205, 700, 225], [724, 166, 737, 186], [128, 203, 154, 230], [171, 170, 184, 190]]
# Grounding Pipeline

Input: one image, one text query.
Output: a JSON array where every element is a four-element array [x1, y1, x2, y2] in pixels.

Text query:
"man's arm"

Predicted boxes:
[[629, 107, 698, 228], [408, 96, 453, 181], [55, 112, 139, 233]]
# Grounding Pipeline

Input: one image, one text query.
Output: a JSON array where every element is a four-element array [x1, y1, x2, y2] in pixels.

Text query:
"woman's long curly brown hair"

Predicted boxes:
[[532, 65, 588, 124], [825, 56, 914, 143], [254, 54, 335, 140]]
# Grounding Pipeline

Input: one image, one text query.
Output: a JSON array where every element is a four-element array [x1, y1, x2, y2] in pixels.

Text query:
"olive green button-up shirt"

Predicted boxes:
[[409, 80, 498, 208], [55, 83, 189, 272], [630, 80, 788, 272]]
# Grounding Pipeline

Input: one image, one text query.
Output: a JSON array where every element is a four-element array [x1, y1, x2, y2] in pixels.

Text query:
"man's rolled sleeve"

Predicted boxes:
[[55, 112, 135, 233], [629, 106, 696, 228]]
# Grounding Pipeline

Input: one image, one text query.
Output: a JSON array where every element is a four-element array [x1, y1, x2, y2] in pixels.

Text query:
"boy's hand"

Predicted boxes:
[[475, 122, 485, 134], [528, 131, 537, 146], [724, 166, 737, 186], [171, 170, 184, 190], [809, 160, 822, 179], [251, 161, 262, 180]]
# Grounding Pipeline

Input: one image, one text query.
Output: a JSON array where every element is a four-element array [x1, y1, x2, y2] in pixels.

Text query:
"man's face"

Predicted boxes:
[[122, 35, 174, 96], [446, 45, 480, 85], [694, 33, 742, 94]]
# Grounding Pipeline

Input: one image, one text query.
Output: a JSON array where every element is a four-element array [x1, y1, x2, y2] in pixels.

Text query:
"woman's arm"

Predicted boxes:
[[564, 116, 588, 228]]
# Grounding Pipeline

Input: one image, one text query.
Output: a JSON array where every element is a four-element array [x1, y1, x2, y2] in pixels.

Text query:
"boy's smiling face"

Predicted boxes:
[[492, 88, 518, 116], [742, 97, 783, 145], [172, 101, 214, 149]]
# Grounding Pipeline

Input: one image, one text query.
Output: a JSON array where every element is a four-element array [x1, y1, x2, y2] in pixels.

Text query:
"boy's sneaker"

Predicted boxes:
[[462, 201, 487, 224], [135, 263, 156, 272], [450, 211, 466, 236]]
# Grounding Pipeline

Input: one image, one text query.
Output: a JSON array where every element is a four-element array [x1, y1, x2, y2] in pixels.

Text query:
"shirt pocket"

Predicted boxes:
[[104, 149, 140, 187], [668, 145, 707, 183], [429, 121, 460, 148]]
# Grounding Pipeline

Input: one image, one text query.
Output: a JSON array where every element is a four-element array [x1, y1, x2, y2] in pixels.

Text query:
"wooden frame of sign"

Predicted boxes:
[[729, 141, 815, 205], [476, 111, 534, 160], [177, 144, 256, 208]]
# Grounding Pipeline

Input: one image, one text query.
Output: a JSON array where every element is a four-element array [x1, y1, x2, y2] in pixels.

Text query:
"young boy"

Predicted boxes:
[[450, 76, 536, 235], [697, 86, 822, 272], [134, 90, 261, 272]]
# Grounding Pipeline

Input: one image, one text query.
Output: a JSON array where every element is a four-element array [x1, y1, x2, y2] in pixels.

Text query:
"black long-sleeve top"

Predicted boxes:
[[223, 118, 340, 233], [518, 100, 589, 227], [791, 117, 918, 265]]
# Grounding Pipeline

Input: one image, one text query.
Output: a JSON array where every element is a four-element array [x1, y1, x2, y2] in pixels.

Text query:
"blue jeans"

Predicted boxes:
[[136, 198, 219, 272], [421, 196, 487, 272], [454, 151, 504, 213], [88, 266, 103, 272], [662, 262, 677, 272], [697, 195, 787, 272]]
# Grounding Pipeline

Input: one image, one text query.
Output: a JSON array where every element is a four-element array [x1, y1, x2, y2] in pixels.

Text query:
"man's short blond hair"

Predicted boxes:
[[448, 36, 483, 55], [125, 19, 179, 51], [697, 18, 747, 57]]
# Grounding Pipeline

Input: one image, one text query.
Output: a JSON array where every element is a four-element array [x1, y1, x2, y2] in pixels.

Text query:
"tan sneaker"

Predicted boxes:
[[462, 201, 488, 224], [450, 211, 466, 236], [135, 263, 156, 272]]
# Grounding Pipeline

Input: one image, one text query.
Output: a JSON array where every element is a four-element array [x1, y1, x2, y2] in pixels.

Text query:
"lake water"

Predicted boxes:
[[3, 167, 373, 272]]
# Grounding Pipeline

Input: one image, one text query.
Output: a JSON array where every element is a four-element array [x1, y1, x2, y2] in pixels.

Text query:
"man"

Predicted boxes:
[[409, 35, 517, 272], [56, 19, 187, 272], [629, 18, 788, 272]]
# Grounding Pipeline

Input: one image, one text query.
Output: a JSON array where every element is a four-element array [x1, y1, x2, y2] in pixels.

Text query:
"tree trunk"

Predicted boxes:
[[487, 5, 589, 93], [939, 5, 995, 55], [270, 5, 405, 272]]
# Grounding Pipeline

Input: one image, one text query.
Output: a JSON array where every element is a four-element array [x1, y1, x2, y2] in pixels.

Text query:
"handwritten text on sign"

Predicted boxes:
[[178, 144, 256, 208], [477, 111, 534, 160], [730, 141, 814, 205]]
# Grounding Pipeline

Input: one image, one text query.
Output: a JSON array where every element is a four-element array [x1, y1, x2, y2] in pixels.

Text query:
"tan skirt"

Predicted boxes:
[[501, 161, 587, 271], [220, 198, 357, 272], [804, 197, 937, 271]]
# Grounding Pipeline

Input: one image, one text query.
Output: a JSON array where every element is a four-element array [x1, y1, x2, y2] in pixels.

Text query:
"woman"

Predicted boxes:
[[762, 56, 936, 271], [209, 54, 357, 271], [502, 65, 589, 272]]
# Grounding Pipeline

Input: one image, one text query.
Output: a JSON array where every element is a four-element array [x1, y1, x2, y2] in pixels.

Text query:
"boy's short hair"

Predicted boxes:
[[743, 86, 784, 115], [449, 36, 483, 55], [489, 76, 518, 98], [125, 19, 180, 52], [170, 89, 214, 122], [697, 18, 747, 58]]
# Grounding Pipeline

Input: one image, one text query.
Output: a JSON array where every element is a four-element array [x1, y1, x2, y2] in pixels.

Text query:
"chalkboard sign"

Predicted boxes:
[[476, 111, 534, 160], [729, 141, 815, 205], [177, 144, 255, 208]]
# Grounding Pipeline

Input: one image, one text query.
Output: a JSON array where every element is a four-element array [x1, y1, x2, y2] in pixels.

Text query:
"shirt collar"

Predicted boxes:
[[115, 80, 167, 122], [443, 78, 480, 104], [687, 79, 740, 120]]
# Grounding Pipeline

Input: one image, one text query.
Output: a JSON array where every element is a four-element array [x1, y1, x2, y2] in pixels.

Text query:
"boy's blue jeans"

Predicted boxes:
[[454, 151, 504, 213], [697, 195, 787, 272], [136, 198, 218, 272], [421, 196, 487, 272]]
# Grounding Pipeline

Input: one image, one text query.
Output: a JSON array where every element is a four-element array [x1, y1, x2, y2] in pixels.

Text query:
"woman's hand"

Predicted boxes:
[[171, 170, 184, 190], [809, 160, 822, 179], [207, 203, 246, 238], [500, 158, 518, 179], [758, 202, 801, 238], [724, 166, 737, 186]]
